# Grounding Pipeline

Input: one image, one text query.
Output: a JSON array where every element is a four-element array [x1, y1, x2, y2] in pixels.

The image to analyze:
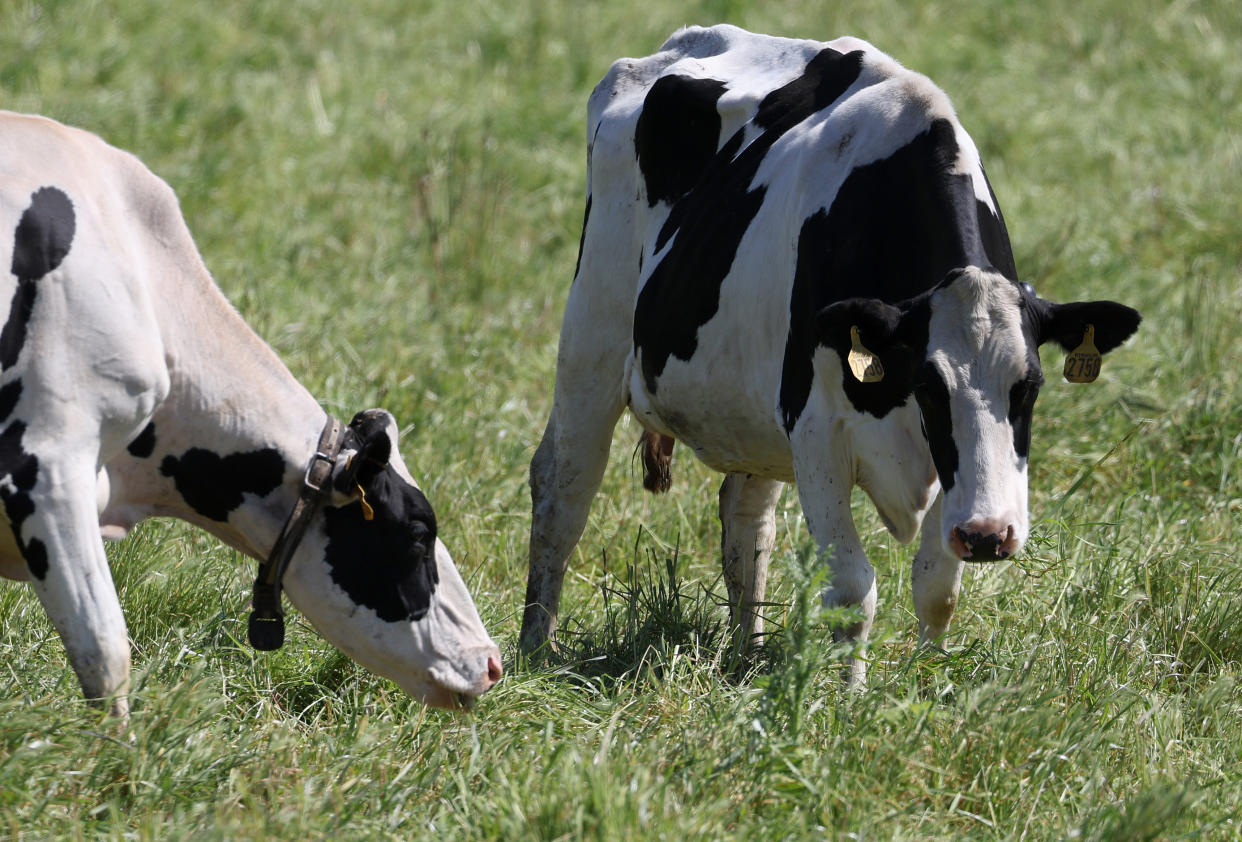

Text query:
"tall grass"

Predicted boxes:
[[2, 0, 1241, 838]]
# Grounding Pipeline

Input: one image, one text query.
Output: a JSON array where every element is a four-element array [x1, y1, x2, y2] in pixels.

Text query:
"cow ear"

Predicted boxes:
[[332, 410, 394, 494], [1037, 299, 1142, 354], [814, 298, 904, 356]]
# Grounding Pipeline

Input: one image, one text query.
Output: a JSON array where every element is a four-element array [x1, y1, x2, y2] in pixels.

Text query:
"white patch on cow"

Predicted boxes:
[[925, 268, 1031, 556]]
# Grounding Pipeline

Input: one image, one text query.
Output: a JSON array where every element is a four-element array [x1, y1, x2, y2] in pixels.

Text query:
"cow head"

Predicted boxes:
[[280, 410, 502, 709], [817, 267, 1141, 561]]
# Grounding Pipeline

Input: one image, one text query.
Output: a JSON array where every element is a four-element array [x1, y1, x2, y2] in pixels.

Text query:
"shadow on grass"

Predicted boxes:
[[553, 544, 733, 683], [520, 533, 849, 699]]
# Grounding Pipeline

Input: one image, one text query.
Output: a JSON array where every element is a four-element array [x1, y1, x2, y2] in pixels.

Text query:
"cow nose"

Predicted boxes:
[[486, 653, 504, 687], [950, 522, 1017, 562]]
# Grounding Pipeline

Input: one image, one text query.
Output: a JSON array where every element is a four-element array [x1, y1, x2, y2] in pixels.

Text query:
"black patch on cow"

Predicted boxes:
[[913, 363, 958, 491], [976, 164, 1018, 281], [573, 193, 592, 281], [635, 48, 865, 392], [127, 422, 157, 458], [0, 419, 46, 578], [635, 75, 727, 207], [322, 465, 439, 623], [1004, 286, 1047, 460], [2, 187, 76, 370], [778, 119, 1019, 427], [0, 380, 21, 423], [783, 214, 941, 429], [1007, 374, 1042, 460], [22, 536, 48, 580], [160, 447, 285, 522]]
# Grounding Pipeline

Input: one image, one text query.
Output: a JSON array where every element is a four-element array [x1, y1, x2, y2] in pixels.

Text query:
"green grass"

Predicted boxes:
[[2, 0, 1242, 838]]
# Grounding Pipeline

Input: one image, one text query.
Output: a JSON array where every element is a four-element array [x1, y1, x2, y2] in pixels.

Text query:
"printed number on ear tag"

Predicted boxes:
[[1063, 324, 1102, 383], [847, 325, 885, 383]]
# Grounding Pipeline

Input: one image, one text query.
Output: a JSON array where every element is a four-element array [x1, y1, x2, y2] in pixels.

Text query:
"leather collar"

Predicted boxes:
[[248, 414, 346, 650]]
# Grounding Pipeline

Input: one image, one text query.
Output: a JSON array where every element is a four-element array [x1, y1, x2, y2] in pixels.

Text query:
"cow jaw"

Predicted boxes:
[[283, 536, 501, 709]]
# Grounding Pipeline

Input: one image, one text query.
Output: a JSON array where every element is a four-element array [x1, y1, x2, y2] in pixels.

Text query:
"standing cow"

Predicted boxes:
[[520, 25, 1141, 682], [0, 111, 502, 716]]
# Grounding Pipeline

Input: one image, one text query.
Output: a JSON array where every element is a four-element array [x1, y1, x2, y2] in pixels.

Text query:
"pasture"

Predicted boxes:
[[1, 0, 1240, 837]]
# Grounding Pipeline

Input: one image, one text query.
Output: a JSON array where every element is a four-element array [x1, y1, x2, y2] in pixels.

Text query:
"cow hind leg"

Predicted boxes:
[[14, 456, 132, 717], [718, 473, 783, 650], [911, 494, 964, 643]]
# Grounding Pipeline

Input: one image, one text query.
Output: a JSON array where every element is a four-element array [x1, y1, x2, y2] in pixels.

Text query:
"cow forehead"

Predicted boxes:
[[925, 269, 1031, 386]]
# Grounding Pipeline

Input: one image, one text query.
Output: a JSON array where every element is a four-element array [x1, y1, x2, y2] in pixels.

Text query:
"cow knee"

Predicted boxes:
[[528, 429, 557, 505], [822, 563, 877, 642], [71, 635, 132, 710], [912, 551, 963, 642], [914, 591, 957, 642], [822, 564, 875, 611]]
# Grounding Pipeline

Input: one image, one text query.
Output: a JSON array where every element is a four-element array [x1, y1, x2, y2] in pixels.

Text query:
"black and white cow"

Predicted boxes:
[[0, 111, 502, 716], [520, 25, 1141, 681]]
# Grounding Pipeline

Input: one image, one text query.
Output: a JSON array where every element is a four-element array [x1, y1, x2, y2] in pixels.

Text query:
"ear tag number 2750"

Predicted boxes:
[[1063, 324, 1102, 383]]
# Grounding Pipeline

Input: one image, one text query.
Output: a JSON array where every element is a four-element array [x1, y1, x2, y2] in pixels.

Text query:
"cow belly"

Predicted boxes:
[[626, 353, 795, 480]]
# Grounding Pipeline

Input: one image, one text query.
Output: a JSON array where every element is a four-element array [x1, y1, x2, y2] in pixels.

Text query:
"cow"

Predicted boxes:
[[520, 25, 1141, 683], [0, 111, 502, 717]]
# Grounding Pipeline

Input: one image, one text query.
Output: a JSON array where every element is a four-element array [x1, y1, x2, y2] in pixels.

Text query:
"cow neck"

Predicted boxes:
[[247, 413, 347, 650], [147, 249, 333, 559]]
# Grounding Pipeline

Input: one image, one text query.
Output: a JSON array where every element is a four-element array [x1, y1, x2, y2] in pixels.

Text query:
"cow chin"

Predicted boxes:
[[394, 672, 477, 712]]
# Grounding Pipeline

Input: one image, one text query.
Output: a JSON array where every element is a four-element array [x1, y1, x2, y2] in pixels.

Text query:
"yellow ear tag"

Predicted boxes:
[[1063, 324, 1102, 383], [356, 483, 375, 521], [847, 325, 885, 383]]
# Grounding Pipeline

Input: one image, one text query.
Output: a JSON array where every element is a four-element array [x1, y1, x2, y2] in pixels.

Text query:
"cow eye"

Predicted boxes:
[[1009, 377, 1042, 416]]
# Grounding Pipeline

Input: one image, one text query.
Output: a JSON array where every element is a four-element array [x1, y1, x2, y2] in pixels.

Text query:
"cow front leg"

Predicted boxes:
[[718, 473, 783, 650], [912, 494, 964, 643], [9, 456, 131, 717], [521, 402, 623, 656], [792, 448, 875, 686]]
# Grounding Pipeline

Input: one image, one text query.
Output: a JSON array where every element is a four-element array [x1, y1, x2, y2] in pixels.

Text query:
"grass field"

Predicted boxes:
[[2, 0, 1241, 838]]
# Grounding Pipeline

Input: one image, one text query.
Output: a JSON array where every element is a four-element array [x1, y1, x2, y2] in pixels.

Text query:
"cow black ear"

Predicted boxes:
[[1039, 300, 1142, 354], [814, 298, 904, 355], [333, 410, 394, 493]]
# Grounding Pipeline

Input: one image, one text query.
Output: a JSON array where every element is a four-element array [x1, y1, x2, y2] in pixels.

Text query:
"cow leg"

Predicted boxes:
[[911, 494, 964, 643], [13, 456, 131, 717], [791, 444, 875, 686], [521, 394, 625, 654], [718, 472, 783, 649], [520, 284, 629, 655]]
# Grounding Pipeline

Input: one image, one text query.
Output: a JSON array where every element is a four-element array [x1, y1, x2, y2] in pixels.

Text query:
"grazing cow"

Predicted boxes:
[[520, 25, 1141, 681], [0, 111, 502, 716]]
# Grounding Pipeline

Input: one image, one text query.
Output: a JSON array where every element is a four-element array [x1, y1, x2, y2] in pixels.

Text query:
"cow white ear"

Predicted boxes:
[[1037, 300, 1142, 355]]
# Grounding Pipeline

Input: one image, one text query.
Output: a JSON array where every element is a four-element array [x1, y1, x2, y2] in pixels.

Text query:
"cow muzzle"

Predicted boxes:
[[949, 520, 1019, 562]]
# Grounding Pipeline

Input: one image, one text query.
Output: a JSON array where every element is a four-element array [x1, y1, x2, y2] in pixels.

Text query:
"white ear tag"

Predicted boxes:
[[1063, 324, 1102, 383], [847, 325, 885, 383]]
